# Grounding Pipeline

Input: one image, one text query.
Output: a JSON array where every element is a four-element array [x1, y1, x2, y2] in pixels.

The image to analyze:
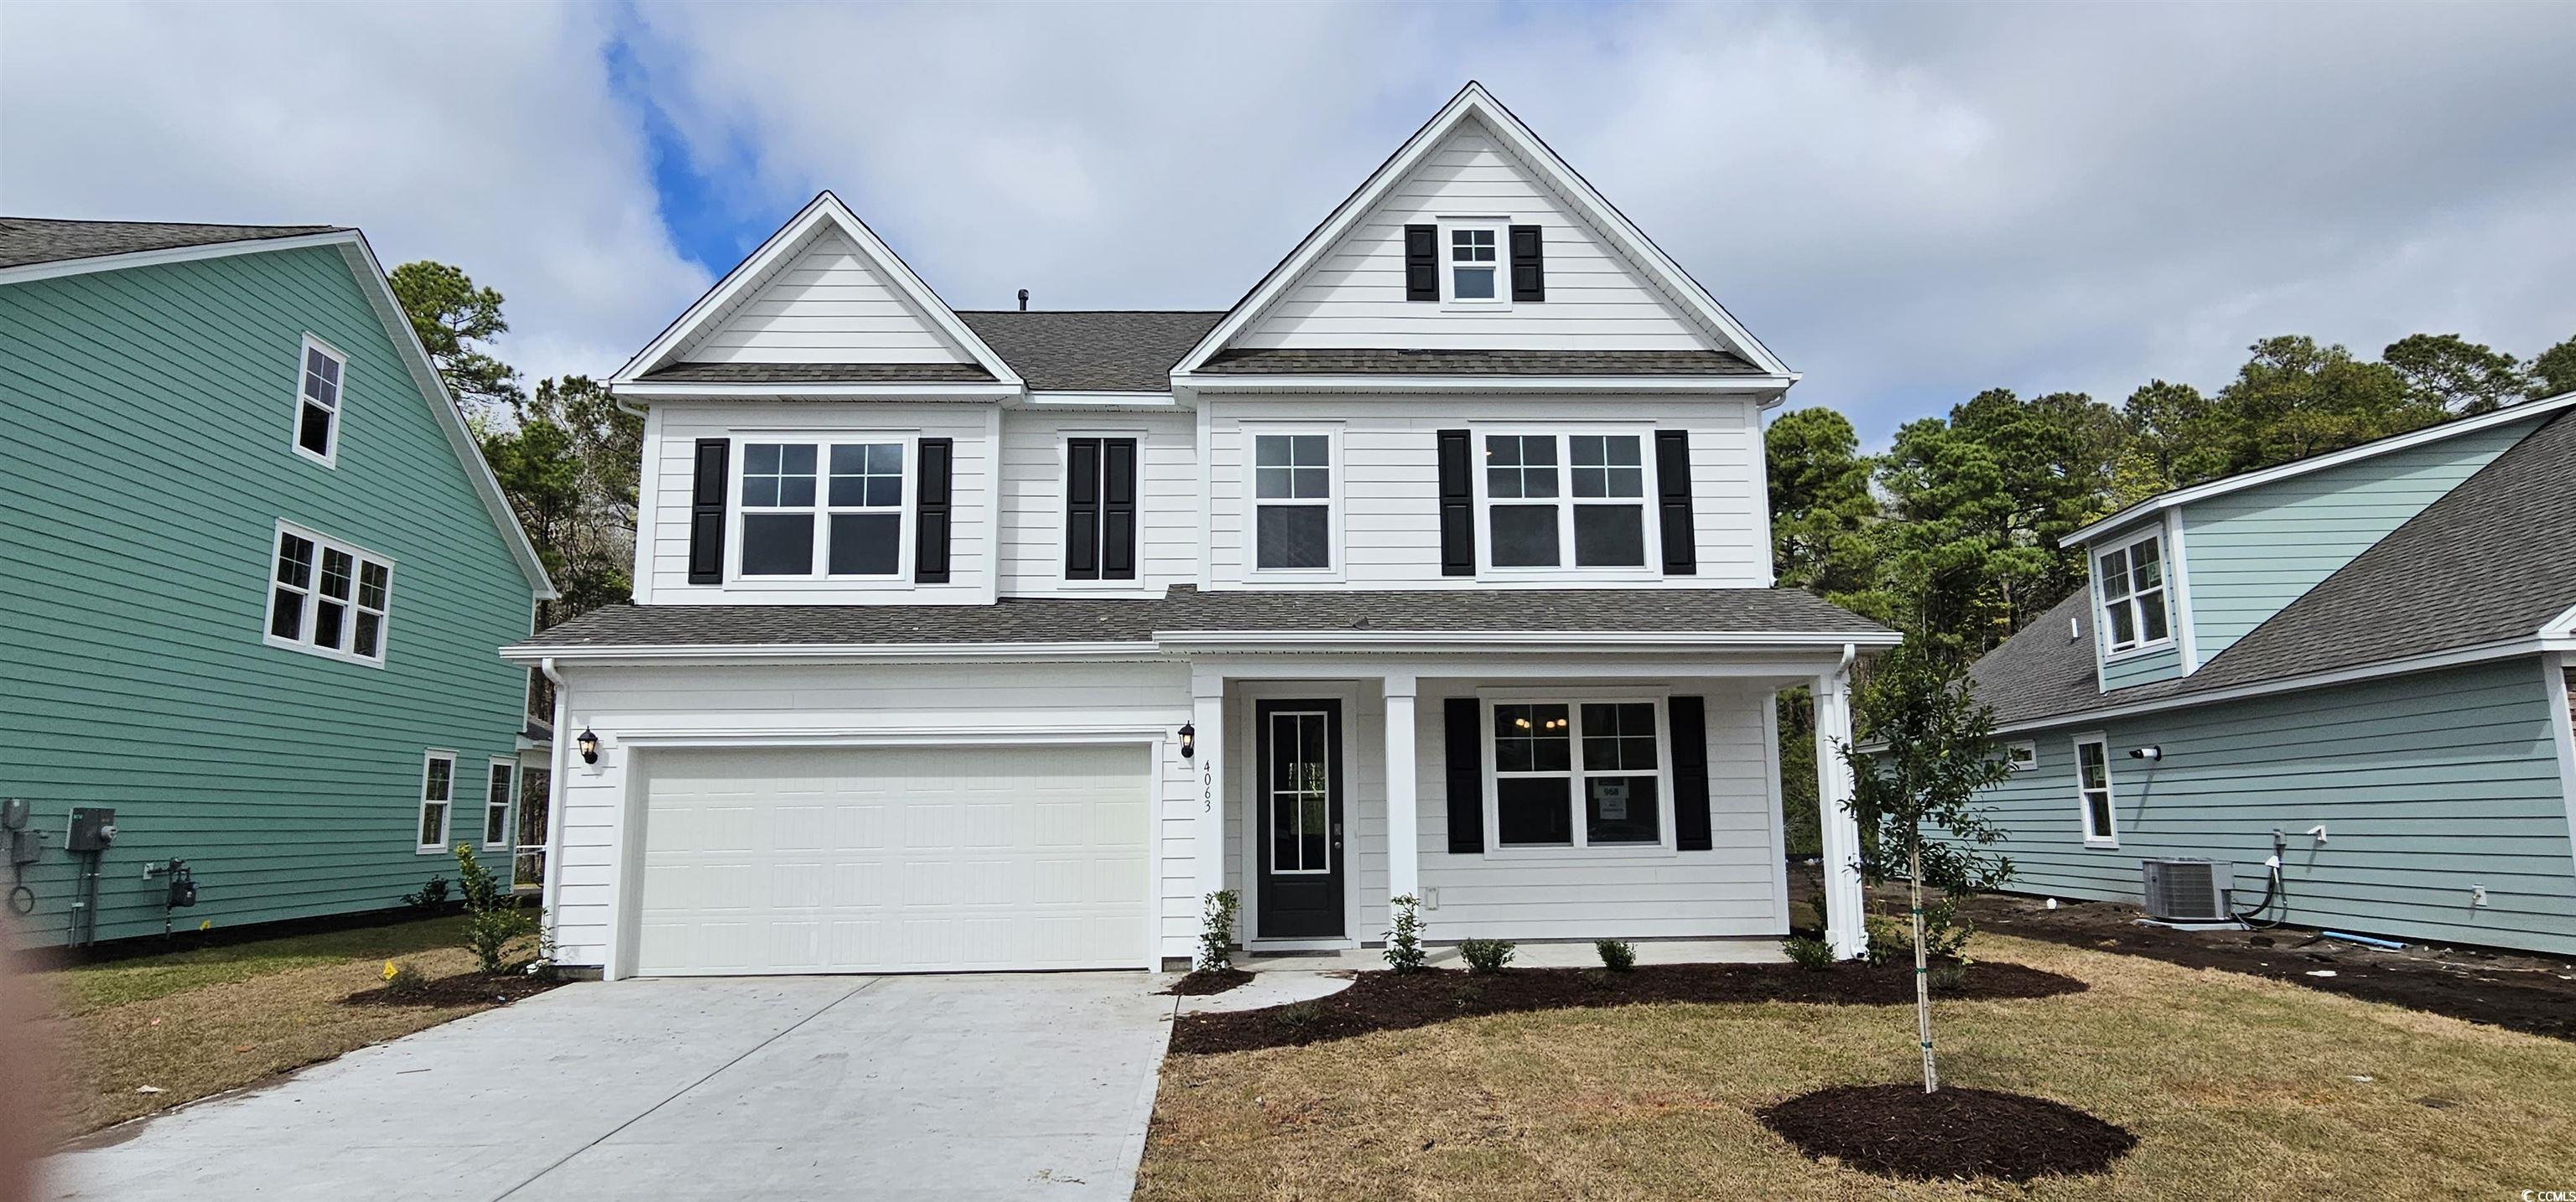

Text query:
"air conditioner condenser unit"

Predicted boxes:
[[2140, 857, 2231, 922]]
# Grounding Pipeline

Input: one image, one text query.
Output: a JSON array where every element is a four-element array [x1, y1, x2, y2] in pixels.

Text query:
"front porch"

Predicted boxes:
[[1181, 648, 1870, 964]]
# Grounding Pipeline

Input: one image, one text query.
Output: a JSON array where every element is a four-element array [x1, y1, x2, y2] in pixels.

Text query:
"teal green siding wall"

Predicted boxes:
[[1976, 659, 2576, 956], [2181, 417, 2540, 661], [0, 246, 535, 948], [2100, 642, 2183, 690]]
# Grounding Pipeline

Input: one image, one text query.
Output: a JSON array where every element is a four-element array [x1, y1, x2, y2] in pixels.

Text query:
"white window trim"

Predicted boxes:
[[1242, 422, 1344, 582], [2072, 733, 2117, 847], [1058, 429, 1154, 592], [1469, 423, 1662, 582], [261, 519, 394, 668], [292, 334, 345, 468], [2096, 527, 2174, 661], [2006, 739, 2038, 772], [1478, 692, 1678, 859], [418, 750, 456, 855], [1438, 216, 1512, 311], [728, 433, 918, 588], [482, 757, 515, 852]]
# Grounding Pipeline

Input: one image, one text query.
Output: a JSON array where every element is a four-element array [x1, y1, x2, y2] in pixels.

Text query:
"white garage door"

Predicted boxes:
[[633, 743, 1151, 976]]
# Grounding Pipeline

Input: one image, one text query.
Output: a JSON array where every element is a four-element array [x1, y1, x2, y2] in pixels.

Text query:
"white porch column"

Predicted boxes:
[[1190, 670, 1228, 921], [1382, 673, 1420, 907], [1813, 668, 1870, 961]]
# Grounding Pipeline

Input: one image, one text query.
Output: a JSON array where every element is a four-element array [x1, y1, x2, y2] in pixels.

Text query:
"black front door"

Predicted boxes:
[[1254, 699, 1344, 938]]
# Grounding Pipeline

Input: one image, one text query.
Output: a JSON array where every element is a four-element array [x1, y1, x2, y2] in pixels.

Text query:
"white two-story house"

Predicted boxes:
[[506, 83, 1894, 979]]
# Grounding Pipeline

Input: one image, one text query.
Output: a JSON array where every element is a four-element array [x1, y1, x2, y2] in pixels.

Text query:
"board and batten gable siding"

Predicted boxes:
[[2179, 415, 2542, 662], [1976, 658, 2576, 956], [995, 408, 1197, 596], [542, 661, 1195, 970], [637, 402, 995, 603], [675, 225, 975, 366], [0, 246, 533, 946], [1203, 394, 1769, 590], [1234, 118, 1709, 352]]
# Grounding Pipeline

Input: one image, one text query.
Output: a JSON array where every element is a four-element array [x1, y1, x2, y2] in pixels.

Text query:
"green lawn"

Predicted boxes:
[[48, 914, 470, 1015]]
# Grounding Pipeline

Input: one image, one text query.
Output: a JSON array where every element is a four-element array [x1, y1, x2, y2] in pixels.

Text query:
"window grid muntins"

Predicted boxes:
[[1449, 227, 1498, 300], [298, 343, 341, 459], [268, 528, 391, 663], [1493, 701, 1664, 847], [2075, 738, 2116, 842], [738, 440, 906, 578], [1269, 710, 1332, 874], [485, 761, 513, 847], [419, 754, 454, 851], [2098, 534, 2170, 654], [1484, 433, 1649, 570], [1253, 433, 1332, 571]]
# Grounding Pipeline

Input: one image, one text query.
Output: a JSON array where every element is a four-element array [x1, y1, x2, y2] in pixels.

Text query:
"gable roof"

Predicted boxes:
[[957, 310, 1223, 391], [0, 217, 345, 270], [0, 218, 556, 600], [1973, 408, 2576, 729], [612, 192, 1020, 389], [1197, 348, 1761, 376], [1170, 81, 1793, 381]]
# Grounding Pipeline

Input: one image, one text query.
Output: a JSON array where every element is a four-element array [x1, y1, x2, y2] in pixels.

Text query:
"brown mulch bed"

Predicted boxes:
[[1169, 959, 2084, 1054], [1161, 968, 1255, 997], [1758, 1084, 2137, 1181], [340, 971, 567, 1008]]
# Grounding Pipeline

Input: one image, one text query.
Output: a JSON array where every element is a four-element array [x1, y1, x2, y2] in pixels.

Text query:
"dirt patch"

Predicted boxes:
[[340, 971, 566, 1008], [1161, 968, 1254, 997], [1170, 958, 2083, 1054], [1758, 1084, 2137, 1181]]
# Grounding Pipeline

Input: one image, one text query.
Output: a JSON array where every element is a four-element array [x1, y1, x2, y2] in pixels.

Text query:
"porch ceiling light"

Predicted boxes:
[[1178, 723, 1196, 759], [578, 728, 600, 765]]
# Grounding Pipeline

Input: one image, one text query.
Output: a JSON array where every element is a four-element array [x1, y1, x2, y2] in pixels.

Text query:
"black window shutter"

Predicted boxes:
[[1101, 438, 1137, 581], [914, 438, 953, 584], [1436, 428, 1473, 577], [1405, 225, 1439, 302], [1509, 225, 1545, 302], [687, 438, 729, 585], [1670, 696, 1712, 851], [1066, 438, 1101, 579], [1442, 697, 1485, 853], [1654, 429, 1697, 575]]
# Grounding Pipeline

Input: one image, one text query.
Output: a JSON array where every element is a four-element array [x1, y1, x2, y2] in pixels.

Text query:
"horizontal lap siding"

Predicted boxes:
[[1978, 659, 2576, 955], [1239, 119, 1707, 351], [679, 227, 972, 365], [1206, 395, 1767, 590], [640, 402, 993, 603], [0, 249, 533, 947], [995, 409, 1196, 596]]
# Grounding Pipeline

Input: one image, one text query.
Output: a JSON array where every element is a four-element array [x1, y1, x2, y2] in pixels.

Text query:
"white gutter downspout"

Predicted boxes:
[[538, 657, 571, 960]]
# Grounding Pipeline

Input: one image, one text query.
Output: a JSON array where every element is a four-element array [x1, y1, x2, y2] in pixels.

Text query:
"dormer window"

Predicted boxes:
[[1448, 225, 1500, 301], [2096, 530, 2171, 655]]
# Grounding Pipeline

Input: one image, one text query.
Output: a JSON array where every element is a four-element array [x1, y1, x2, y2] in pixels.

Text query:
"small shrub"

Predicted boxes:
[[1595, 938, 1637, 972], [1273, 1000, 1322, 1039], [381, 960, 427, 1000], [454, 844, 534, 975], [402, 876, 449, 911], [1447, 981, 1486, 1008], [1458, 938, 1515, 974], [1784, 935, 1836, 971], [1384, 894, 1426, 973], [1927, 961, 1968, 991], [1197, 889, 1239, 972]]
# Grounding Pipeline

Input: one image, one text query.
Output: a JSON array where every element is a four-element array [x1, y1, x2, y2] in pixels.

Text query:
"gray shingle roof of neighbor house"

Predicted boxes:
[[958, 310, 1225, 391], [1971, 407, 2576, 728], [513, 586, 1893, 652], [1195, 347, 1764, 376], [0, 217, 345, 270], [636, 361, 998, 384]]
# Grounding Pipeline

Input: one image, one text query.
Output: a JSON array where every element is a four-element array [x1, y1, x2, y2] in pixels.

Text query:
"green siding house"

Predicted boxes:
[[0, 218, 553, 948], [1962, 395, 2576, 956]]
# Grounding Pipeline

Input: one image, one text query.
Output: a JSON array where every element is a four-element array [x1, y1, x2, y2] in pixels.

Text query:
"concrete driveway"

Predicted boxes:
[[47, 973, 1176, 1202]]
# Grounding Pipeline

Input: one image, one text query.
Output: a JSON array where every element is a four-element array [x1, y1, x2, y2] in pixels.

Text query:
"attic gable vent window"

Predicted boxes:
[[2096, 530, 2171, 656]]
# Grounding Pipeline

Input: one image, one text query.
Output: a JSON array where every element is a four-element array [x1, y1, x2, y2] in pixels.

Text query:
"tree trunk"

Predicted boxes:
[[1912, 832, 1938, 1093]]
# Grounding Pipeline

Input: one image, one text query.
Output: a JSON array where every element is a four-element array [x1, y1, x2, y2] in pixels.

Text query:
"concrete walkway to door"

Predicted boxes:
[[45, 973, 1176, 1202]]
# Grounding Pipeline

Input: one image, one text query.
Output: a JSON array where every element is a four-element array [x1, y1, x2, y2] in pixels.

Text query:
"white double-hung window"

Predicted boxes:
[[736, 438, 910, 580], [418, 752, 455, 853], [1478, 430, 1654, 573], [2073, 734, 2117, 847], [1445, 221, 1503, 303], [1249, 428, 1337, 573], [1486, 698, 1672, 851], [2096, 530, 2171, 655], [293, 335, 345, 465], [265, 522, 392, 666]]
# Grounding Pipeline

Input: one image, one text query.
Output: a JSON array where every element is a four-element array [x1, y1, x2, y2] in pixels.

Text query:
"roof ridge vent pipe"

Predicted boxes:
[[1017, 288, 1029, 312]]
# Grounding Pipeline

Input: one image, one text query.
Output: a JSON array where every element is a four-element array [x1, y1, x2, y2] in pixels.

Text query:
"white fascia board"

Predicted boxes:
[[1991, 635, 2551, 736], [610, 381, 1019, 402], [2064, 391, 2576, 547], [0, 230, 362, 287], [612, 191, 1023, 388], [501, 640, 1161, 666], [1150, 629, 1903, 651], [1013, 390, 1186, 409], [1171, 81, 1793, 379], [1173, 372, 1796, 396]]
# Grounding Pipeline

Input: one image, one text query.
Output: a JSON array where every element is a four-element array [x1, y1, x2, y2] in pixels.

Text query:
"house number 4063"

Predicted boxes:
[[1202, 763, 1214, 812]]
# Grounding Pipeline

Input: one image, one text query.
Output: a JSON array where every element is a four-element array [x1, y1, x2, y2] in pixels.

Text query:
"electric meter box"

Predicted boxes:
[[67, 807, 116, 852]]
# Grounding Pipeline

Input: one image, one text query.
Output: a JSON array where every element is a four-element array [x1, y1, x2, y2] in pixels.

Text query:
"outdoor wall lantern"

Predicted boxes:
[[1178, 723, 1196, 759], [578, 728, 601, 765]]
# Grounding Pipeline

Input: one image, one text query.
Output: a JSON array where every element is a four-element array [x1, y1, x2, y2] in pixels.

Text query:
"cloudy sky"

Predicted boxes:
[[6, 1, 2571, 443]]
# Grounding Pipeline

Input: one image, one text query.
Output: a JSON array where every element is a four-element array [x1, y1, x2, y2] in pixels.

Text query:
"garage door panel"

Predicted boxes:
[[635, 744, 1150, 976]]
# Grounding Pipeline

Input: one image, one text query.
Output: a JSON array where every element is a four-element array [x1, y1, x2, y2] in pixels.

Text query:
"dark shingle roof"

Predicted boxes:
[[0, 217, 345, 270], [1196, 348, 1762, 376], [958, 310, 1223, 391], [1155, 585, 1889, 635], [636, 361, 995, 384], [1971, 410, 2576, 728], [523, 599, 1167, 647]]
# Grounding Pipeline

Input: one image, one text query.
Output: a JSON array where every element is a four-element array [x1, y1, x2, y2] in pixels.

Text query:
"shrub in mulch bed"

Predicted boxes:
[[1162, 968, 1255, 997], [1758, 1084, 2137, 1181], [1168, 958, 2083, 1054], [340, 972, 567, 1008]]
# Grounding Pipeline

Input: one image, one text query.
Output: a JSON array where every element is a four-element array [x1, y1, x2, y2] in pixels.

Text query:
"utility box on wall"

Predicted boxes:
[[66, 807, 116, 852]]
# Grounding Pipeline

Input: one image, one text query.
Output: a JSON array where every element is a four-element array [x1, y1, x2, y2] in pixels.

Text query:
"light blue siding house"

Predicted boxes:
[[1964, 396, 2576, 956], [0, 218, 554, 948]]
